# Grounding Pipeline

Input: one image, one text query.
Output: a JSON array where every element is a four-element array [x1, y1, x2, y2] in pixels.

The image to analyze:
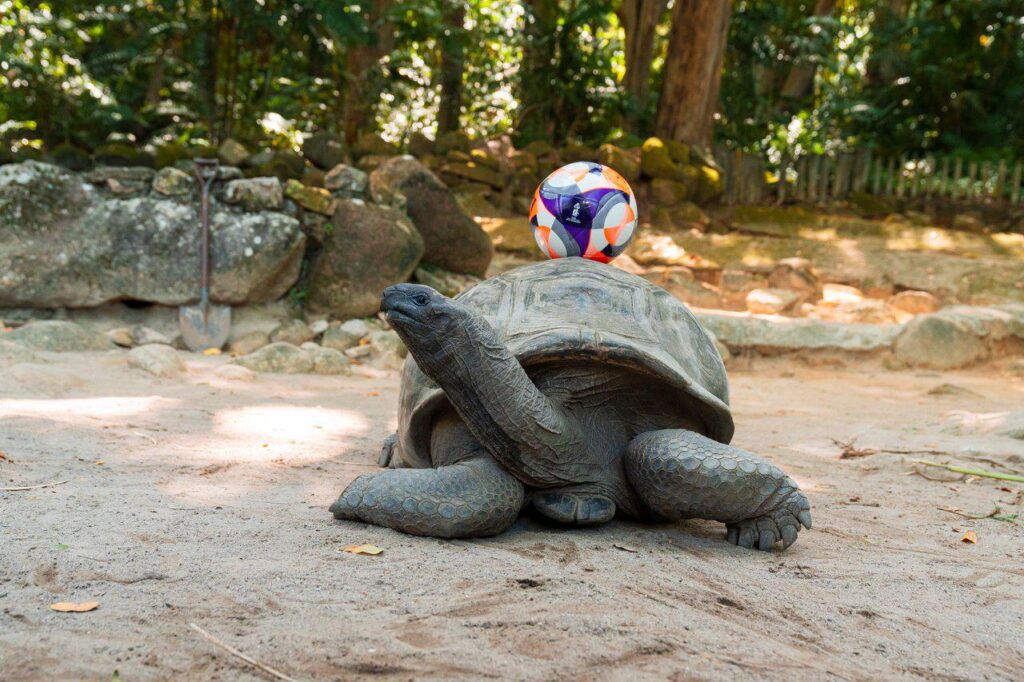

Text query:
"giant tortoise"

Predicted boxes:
[[331, 257, 811, 550]]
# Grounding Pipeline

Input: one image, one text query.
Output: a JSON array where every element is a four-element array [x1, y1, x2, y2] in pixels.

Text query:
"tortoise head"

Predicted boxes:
[[381, 284, 467, 352]]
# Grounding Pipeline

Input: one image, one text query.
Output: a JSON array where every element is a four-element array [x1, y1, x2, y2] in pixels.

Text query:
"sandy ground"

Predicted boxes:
[[1, 351, 1023, 681]]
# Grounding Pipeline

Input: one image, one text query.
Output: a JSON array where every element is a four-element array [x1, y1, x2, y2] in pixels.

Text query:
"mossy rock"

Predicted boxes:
[[248, 149, 306, 182], [522, 140, 555, 157], [435, 131, 471, 155], [693, 165, 724, 203], [93, 142, 141, 167], [649, 178, 691, 207], [509, 151, 538, 174], [408, 132, 435, 156], [285, 179, 337, 215], [607, 132, 644, 149], [640, 137, 681, 181], [50, 143, 91, 171], [352, 133, 396, 159], [469, 148, 501, 171], [663, 140, 690, 166], [154, 143, 193, 170], [562, 142, 597, 161], [597, 144, 640, 184]]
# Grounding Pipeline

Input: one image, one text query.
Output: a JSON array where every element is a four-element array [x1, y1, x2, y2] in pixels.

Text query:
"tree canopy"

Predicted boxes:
[[2, 0, 1021, 160]]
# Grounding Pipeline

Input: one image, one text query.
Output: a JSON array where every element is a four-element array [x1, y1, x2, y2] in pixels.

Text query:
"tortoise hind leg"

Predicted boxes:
[[624, 429, 811, 551], [533, 491, 616, 525], [331, 456, 524, 538]]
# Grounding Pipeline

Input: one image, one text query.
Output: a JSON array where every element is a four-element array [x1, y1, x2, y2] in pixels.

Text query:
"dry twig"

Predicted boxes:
[[0, 480, 68, 492], [912, 460, 1024, 484], [189, 623, 300, 682]]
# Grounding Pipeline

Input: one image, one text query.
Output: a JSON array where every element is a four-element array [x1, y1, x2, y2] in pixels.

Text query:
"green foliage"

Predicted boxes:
[[1, 0, 1021, 161]]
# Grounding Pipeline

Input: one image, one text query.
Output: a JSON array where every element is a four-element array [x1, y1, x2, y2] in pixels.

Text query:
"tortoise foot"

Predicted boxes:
[[533, 492, 615, 526], [726, 491, 812, 551]]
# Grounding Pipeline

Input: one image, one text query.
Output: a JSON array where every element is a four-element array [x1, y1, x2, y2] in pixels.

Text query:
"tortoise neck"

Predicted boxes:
[[406, 312, 577, 487]]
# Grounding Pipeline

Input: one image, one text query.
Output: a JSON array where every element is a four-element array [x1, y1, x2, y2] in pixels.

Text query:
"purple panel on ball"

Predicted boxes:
[[539, 186, 624, 255]]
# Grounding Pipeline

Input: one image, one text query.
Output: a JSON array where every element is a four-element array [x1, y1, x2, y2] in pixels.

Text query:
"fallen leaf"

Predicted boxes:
[[50, 601, 99, 613], [961, 530, 977, 544], [359, 338, 371, 346], [202, 348, 222, 356], [56, 543, 69, 551], [613, 544, 638, 553], [367, 391, 380, 397], [95, 460, 105, 466], [262, 444, 269, 448], [341, 544, 383, 555], [0, 451, 8, 462]]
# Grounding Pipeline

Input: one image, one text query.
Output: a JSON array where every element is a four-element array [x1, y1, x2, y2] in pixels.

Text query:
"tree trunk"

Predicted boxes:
[[778, 0, 837, 103], [437, 1, 466, 134], [619, 0, 667, 121], [200, 0, 220, 143], [342, 0, 394, 145], [654, 0, 732, 149], [515, 0, 560, 144]]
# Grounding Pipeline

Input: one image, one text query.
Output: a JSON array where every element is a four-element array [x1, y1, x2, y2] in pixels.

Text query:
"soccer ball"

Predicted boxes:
[[529, 161, 638, 263]]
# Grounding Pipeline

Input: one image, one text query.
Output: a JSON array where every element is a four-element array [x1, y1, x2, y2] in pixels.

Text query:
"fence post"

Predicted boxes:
[[895, 155, 907, 198], [996, 159, 1007, 200], [807, 156, 819, 202], [819, 155, 831, 201], [937, 157, 950, 197], [872, 156, 883, 195], [885, 157, 896, 195], [967, 161, 979, 199], [857, 149, 872, 193], [777, 155, 788, 204], [951, 157, 963, 199], [1012, 161, 1022, 205]]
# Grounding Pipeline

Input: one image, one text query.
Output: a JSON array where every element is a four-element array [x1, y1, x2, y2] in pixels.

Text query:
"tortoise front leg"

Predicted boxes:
[[331, 456, 524, 538], [625, 430, 811, 551]]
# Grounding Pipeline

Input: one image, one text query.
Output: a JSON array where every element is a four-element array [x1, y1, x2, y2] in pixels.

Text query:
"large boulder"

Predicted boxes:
[[0, 161, 306, 307], [306, 198, 424, 318], [302, 131, 346, 170], [370, 156, 492, 276], [893, 314, 989, 369]]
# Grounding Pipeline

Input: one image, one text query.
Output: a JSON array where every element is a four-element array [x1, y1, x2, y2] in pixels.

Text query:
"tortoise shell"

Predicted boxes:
[[395, 257, 733, 468]]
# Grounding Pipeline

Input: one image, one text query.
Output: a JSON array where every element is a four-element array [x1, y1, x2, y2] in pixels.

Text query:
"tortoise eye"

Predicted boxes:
[[412, 293, 430, 306]]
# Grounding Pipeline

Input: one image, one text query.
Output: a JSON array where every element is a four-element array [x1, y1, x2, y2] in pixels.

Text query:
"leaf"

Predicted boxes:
[[340, 544, 383, 555], [961, 530, 977, 544], [367, 391, 380, 397], [0, 451, 9, 462], [613, 544, 638, 553], [56, 543, 69, 551], [202, 348, 222, 356], [50, 601, 99, 612]]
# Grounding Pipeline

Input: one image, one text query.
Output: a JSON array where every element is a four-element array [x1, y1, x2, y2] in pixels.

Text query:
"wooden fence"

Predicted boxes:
[[715, 146, 1024, 206]]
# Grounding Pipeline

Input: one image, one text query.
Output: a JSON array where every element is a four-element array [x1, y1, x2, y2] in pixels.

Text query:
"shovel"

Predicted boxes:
[[179, 158, 231, 352]]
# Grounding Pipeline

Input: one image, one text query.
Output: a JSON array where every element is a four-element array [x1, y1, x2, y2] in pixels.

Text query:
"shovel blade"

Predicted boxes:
[[179, 303, 231, 352]]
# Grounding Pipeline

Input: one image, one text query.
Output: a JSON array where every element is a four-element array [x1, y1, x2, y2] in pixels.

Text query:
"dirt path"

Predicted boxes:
[[1, 352, 1022, 680]]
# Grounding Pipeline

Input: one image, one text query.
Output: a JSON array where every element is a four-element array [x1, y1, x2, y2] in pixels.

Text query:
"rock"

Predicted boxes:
[[522, 140, 554, 157], [355, 154, 392, 174], [767, 257, 822, 303], [368, 330, 407, 370], [214, 364, 256, 381], [439, 161, 504, 189], [826, 299, 890, 324], [887, 290, 939, 323], [663, 139, 691, 165], [222, 177, 282, 211], [610, 253, 644, 275], [694, 165, 724, 203], [228, 330, 270, 355], [0, 163, 305, 307], [746, 288, 801, 315], [822, 283, 865, 306], [652, 202, 710, 231], [0, 339, 38, 367], [413, 264, 481, 298], [231, 342, 314, 373], [86, 165, 156, 185], [302, 131, 346, 169], [309, 346, 352, 375], [478, 216, 539, 256], [132, 326, 172, 346], [309, 319, 330, 335], [106, 328, 135, 347], [322, 319, 370, 352], [3, 320, 114, 352], [469, 148, 501, 171], [306, 199, 424, 318], [893, 314, 989, 369], [323, 163, 368, 197], [270, 319, 314, 346], [152, 167, 193, 196], [92, 142, 142, 167], [699, 313, 898, 354], [719, 269, 767, 306], [6, 363, 87, 395], [50, 143, 91, 171], [370, 156, 492, 276], [218, 139, 251, 167], [649, 178, 690, 206], [435, 131, 472, 155], [509, 151, 539, 175], [596, 144, 640, 183], [285, 179, 337, 215], [128, 344, 187, 378], [352, 133, 395, 158], [154, 143, 192, 170], [247, 149, 305, 182], [408, 132, 435, 157], [640, 138, 681, 180], [943, 410, 1024, 440]]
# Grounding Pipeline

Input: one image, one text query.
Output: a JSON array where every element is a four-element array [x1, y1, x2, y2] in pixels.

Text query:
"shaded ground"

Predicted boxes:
[[1, 352, 1023, 680]]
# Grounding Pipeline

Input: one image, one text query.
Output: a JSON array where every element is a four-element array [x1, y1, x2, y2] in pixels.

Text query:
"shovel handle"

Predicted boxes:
[[194, 159, 219, 294]]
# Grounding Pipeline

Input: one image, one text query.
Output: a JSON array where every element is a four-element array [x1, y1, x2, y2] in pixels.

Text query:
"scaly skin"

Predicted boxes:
[[625, 429, 812, 550], [331, 456, 524, 538]]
